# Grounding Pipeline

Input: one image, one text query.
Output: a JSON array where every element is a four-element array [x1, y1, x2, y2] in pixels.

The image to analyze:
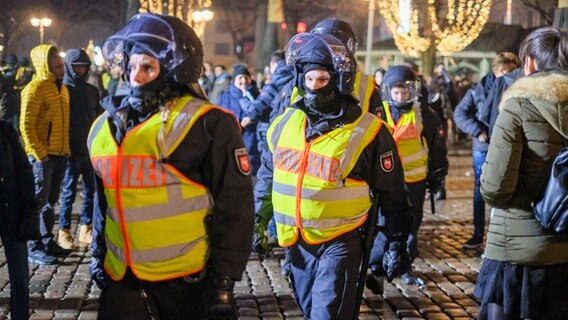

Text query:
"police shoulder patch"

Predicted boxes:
[[234, 148, 251, 176], [379, 150, 394, 173], [437, 126, 445, 139]]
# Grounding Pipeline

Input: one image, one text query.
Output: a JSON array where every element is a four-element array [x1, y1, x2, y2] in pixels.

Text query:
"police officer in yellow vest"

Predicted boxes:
[[88, 13, 254, 320], [286, 18, 382, 115], [254, 32, 412, 319], [368, 65, 448, 288]]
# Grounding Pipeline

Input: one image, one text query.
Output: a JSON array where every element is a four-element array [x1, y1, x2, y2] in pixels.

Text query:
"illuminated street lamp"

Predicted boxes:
[[30, 17, 52, 44], [192, 7, 214, 23]]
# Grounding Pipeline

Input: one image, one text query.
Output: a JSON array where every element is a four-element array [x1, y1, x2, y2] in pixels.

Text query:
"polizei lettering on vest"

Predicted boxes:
[[274, 146, 340, 182], [92, 156, 166, 188]]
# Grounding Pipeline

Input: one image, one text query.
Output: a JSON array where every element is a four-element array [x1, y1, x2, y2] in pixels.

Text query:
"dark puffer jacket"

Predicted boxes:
[[480, 71, 568, 266]]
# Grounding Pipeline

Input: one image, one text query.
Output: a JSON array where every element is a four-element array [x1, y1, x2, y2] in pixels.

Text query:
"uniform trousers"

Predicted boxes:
[[97, 271, 206, 320], [286, 229, 362, 320]]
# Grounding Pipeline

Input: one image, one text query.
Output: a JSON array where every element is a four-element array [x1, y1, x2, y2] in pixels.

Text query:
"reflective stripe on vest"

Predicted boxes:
[[382, 101, 429, 183], [354, 71, 375, 113], [87, 96, 215, 282], [267, 108, 381, 246]]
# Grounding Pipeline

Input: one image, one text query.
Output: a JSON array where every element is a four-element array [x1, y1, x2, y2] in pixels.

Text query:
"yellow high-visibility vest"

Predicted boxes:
[[290, 70, 375, 112], [87, 96, 217, 282], [267, 108, 382, 246], [382, 101, 428, 183]]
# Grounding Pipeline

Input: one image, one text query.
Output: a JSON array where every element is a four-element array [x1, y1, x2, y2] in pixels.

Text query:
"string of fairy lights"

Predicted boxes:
[[139, 0, 214, 37], [378, 0, 492, 57]]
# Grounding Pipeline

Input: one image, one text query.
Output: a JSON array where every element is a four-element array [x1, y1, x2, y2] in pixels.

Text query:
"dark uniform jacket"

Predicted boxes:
[[255, 100, 412, 241], [90, 94, 255, 286]]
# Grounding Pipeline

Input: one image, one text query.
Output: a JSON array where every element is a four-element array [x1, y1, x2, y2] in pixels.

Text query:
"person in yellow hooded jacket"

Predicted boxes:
[[20, 44, 71, 265]]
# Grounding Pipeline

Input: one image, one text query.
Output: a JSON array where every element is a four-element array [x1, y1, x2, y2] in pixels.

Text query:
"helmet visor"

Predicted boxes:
[[382, 80, 419, 107], [285, 33, 356, 73], [102, 14, 190, 70]]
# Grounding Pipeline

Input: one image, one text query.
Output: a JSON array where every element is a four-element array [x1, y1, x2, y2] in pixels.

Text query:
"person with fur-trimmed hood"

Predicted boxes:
[[474, 26, 568, 320]]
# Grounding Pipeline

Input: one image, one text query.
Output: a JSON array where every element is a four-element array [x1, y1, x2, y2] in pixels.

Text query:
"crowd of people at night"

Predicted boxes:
[[0, 12, 567, 320]]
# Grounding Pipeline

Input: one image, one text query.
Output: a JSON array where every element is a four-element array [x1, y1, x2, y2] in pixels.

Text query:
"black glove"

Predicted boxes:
[[382, 241, 410, 282], [204, 275, 238, 320], [428, 178, 442, 195], [252, 222, 272, 256], [428, 168, 446, 194], [16, 211, 40, 241]]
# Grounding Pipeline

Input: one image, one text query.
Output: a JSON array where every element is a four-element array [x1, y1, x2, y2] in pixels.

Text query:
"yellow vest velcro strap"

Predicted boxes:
[[107, 235, 207, 264], [401, 149, 428, 164], [274, 210, 367, 229], [273, 181, 370, 201]]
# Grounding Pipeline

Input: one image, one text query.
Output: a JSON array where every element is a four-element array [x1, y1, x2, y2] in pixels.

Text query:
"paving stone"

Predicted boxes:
[[425, 312, 451, 320], [0, 149, 490, 319], [444, 308, 471, 317]]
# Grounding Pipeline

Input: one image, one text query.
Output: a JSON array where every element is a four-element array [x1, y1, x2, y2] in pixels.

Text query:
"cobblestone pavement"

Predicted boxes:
[[0, 147, 484, 320]]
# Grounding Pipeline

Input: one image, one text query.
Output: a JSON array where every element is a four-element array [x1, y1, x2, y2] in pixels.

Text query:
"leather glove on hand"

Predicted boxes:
[[252, 222, 272, 256], [204, 275, 238, 320], [382, 241, 410, 282], [428, 178, 442, 195]]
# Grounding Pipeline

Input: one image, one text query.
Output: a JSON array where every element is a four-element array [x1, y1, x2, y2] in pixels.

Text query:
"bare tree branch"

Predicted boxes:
[[520, 0, 554, 25]]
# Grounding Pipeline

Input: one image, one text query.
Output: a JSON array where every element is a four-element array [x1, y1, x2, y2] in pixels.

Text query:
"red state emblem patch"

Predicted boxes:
[[234, 148, 251, 175], [379, 151, 394, 173]]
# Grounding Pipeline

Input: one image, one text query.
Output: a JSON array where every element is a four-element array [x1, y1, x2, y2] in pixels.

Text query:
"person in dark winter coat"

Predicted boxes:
[[453, 52, 519, 249], [217, 65, 261, 175], [209, 65, 230, 103], [239, 51, 295, 154], [89, 13, 254, 319], [0, 119, 39, 320], [480, 67, 523, 138], [57, 49, 102, 250], [474, 26, 568, 320]]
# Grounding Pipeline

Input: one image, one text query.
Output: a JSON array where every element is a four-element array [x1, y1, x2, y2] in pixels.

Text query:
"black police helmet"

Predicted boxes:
[[102, 13, 203, 84], [311, 18, 358, 54], [286, 32, 356, 95], [382, 65, 416, 86], [382, 65, 419, 109]]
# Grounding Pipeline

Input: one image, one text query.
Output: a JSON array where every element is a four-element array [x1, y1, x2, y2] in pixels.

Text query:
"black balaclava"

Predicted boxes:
[[126, 44, 169, 116], [302, 63, 339, 115]]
